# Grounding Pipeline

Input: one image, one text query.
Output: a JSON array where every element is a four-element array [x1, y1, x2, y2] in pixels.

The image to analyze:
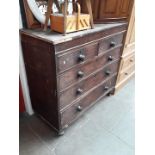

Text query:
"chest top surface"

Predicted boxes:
[[20, 23, 127, 45]]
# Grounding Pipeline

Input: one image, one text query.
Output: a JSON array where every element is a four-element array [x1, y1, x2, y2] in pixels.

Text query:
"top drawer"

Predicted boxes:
[[56, 42, 99, 73]]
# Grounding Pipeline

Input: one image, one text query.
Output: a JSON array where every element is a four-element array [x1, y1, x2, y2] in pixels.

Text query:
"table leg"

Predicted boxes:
[[54, 0, 61, 13], [63, 0, 68, 35], [85, 0, 94, 29], [44, 0, 53, 31]]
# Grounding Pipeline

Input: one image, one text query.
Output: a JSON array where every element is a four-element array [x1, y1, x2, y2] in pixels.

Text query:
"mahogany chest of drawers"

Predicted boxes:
[[20, 23, 127, 135]]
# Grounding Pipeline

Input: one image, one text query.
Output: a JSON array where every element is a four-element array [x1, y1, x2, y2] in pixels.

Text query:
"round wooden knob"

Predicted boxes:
[[108, 56, 113, 61], [104, 86, 109, 91], [78, 54, 85, 62], [76, 88, 83, 95], [77, 71, 84, 78], [105, 70, 111, 76], [77, 105, 82, 112], [110, 41, 116, 48]]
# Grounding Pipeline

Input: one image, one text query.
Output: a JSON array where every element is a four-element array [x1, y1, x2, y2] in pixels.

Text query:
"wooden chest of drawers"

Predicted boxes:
[[20, 23, 127, 135]]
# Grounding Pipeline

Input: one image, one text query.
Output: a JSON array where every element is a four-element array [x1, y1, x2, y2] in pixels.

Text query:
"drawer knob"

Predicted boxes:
[[105, 70, 111, 76], [77, 105, 82, 112], [108, 56, 113, 61], [110, 41, 116, 48], [125, 72, 128, 75], [130, 59, 134, 62], [77, 71, 84, 78], [78, 54, 85, 62], [77, 88, 83, 95], [104, 86, 109, 91]]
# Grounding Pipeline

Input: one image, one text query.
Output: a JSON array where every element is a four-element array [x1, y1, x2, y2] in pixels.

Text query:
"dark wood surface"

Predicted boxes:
[[57, 42, 99, 73], [58, 47, 122, 91], [20, 34, 60, 131], [20, 23, 127, 134], [59, 60, 120, 110], [60, 75, 117, 128], [20, 23, 127, 45]]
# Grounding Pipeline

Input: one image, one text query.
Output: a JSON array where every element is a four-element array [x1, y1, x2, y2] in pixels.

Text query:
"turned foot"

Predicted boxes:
[[58, 131, 65, 136]]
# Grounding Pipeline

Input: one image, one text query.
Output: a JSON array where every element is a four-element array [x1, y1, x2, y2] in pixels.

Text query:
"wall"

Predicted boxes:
[[19, 9, 34, 115]]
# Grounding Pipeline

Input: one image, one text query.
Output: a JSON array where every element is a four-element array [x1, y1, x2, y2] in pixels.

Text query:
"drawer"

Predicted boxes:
[[98, 32, 124, 54], [60, 75, 117, 128], [118, 64, 135, 83], [123, 43, 135, 56], [58, 47, 121, 90], [57, 43, 99, 73], [120, 54, 135, 71], [59, 60, 120, 109]]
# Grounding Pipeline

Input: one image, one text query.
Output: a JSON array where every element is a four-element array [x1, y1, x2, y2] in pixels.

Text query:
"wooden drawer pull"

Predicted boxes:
[[104, 86, 109, 91], [78, 54, 86, 62], [125, 72, 128, 75], [77, 71, 84, 78], [108, 55, 113, 61], [130, 59, 134, 62], [105, 70, 112, 76], [76, 88, 83, 95], [77, 105, 83, 112], [110, 41, 116, 48]]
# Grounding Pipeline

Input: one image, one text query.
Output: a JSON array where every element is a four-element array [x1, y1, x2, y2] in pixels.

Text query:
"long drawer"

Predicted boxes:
[[60, 75, 117, 128], [58, 47, 122, 90], [59, 60, 120, 109]]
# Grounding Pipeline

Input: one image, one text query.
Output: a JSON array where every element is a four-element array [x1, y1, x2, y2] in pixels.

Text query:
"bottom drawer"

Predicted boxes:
[[118, 64, 135, 83], [60, 75, 117, 128]]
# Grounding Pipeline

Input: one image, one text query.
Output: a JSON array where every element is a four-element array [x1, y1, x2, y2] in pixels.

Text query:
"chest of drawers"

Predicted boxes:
[[20, 23, 127, 135]]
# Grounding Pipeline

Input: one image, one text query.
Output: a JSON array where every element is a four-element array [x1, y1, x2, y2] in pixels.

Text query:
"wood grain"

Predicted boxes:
[[20, 23, 126, 134]]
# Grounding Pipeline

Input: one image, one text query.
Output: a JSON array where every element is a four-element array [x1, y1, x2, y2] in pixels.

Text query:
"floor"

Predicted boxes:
[[19, 78, 135, 155]]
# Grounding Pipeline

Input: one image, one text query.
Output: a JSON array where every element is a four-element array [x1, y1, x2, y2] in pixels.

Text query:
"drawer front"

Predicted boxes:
[[99, 32, 124, 54], [58, 47, 121, 90], [118, 64, 135, 82], [123, 43, 135, 56], [59, 60, 120, 109], [60, 75, 117, 128], [57, 43, 99, 73], [120, 54, 135, 71]]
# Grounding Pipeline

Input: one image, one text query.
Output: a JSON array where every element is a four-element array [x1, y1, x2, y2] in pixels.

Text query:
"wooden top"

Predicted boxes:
[[20, 23, 127, 45]]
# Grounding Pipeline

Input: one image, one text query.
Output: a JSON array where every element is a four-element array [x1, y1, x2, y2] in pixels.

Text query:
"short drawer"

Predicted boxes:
[[120, 54, 135, 71], [57, 42, 99, 73], [58, 47, 121, 90], [59, 60, 120, 109], [118, 64, 135, 83], [99, 32, 124, 54], [60, 75, 117, 128]]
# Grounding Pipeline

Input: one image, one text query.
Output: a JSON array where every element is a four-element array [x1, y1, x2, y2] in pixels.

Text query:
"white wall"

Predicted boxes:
[[19, 10, 34, 115]]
